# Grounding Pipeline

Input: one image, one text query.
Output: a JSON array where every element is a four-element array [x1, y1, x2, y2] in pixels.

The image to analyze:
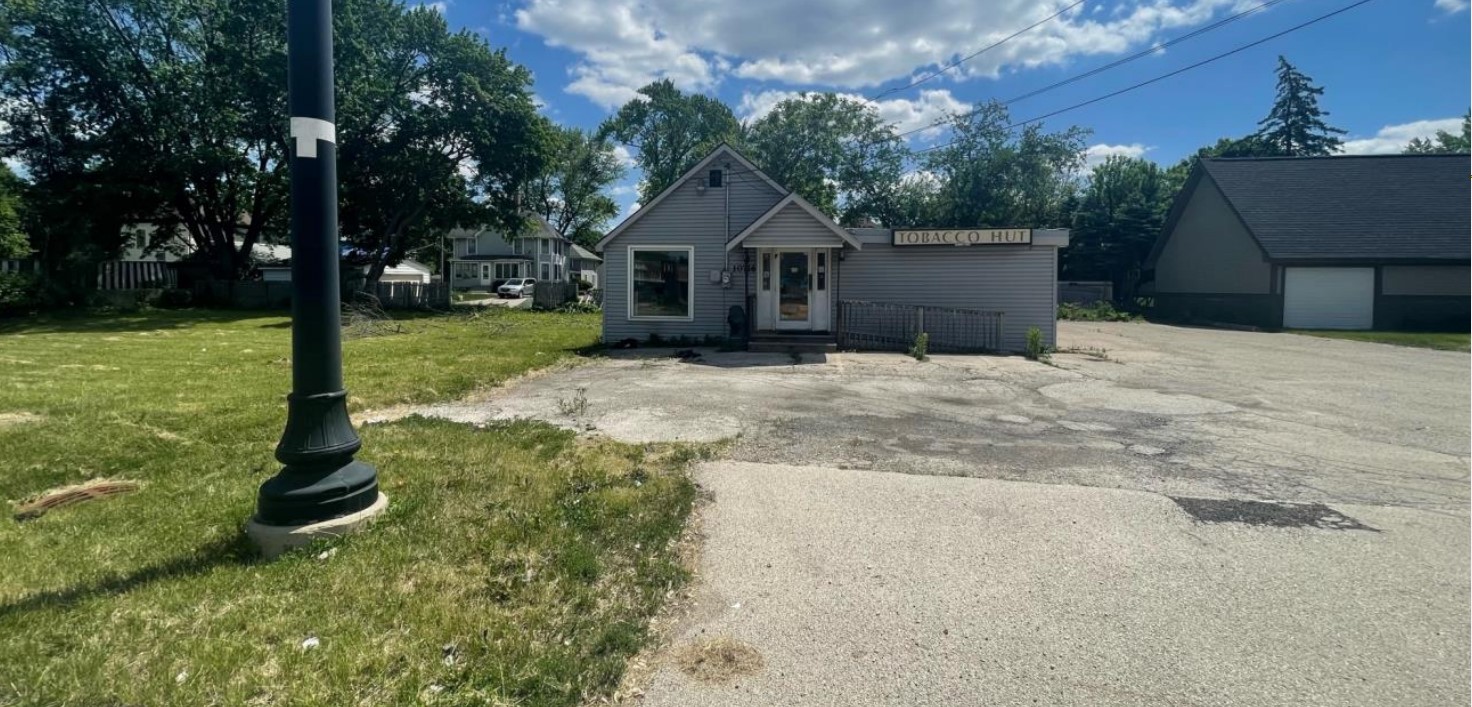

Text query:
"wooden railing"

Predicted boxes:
[[837, 300, 1003, 353]]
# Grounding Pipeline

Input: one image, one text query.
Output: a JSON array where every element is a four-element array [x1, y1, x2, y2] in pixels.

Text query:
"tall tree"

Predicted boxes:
[[0, 163, 27, 259], [919, 101, 1088, 228], [335, 4, 548, 285], [739, 92, 906, 224], [524, 125, 625, 249], [0, 0, 289, 279], [1405, 112, 1471, 154], [1252, 56, 1345, 157], [598, 80, 740, 204], [1065, 156, 1169, 301]]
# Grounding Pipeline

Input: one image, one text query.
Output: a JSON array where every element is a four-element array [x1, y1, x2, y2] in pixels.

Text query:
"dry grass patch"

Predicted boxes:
[[674, 635, 765, 684]]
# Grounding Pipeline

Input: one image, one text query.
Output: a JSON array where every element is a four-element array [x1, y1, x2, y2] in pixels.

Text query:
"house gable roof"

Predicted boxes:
[[1154, 154, 1470, 265], [595, 143, 788, 251], [570, 244, 602, 262], [725, 193, 862, 251]]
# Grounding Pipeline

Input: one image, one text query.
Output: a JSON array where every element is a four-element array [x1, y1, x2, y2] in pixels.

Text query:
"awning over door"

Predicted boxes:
[[726, 194, 862, 251]]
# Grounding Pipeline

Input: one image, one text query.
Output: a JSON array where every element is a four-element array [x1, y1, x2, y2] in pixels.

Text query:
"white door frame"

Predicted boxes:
[[479, 263, 493, 286], [773, 249, 815, 331]]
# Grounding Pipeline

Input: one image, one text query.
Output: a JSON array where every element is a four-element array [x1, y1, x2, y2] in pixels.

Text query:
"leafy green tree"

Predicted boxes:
[[0, 163, 27, 259], [524, 126, 625, 250], [1405, 112, 1471, 154], [1252, 56, 1345, 157], [335, 4, 548, 285], [598, 80, 740, 204], [0, 0, 289, 279], [918, 101, 1088, 228], [1066, 156, 1169, 301], [739, 93, 906, 224]]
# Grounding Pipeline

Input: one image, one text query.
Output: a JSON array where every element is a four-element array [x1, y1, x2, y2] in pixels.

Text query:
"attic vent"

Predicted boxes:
[[707, 169, 724, 188]]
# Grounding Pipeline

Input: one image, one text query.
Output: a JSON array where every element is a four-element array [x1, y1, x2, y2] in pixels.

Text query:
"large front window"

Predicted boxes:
[[629, 247, 692, 320], [494, 262, 519, 279]]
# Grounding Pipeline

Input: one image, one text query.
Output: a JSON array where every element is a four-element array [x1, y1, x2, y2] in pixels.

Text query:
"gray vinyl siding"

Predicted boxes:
[[1381, 265, 1470, 296], [839, 234, 1060, 352], [738, 202, 850, 248], [1154, 178, 1272, 294], [602, 166, 785, 341]]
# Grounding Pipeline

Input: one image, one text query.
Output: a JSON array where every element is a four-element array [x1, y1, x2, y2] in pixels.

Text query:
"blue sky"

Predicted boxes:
[[435, 0, 1469, 215]]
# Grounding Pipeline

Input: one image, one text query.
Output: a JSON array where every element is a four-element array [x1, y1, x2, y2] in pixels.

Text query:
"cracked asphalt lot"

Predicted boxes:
[[366, 322, 1470, 705]]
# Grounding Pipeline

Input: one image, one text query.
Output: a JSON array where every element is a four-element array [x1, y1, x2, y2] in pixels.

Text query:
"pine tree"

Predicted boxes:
[[1253, 56, 1346, 156]]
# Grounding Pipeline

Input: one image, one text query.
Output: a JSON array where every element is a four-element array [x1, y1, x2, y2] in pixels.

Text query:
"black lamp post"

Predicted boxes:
[[252, 0, 380, 532]]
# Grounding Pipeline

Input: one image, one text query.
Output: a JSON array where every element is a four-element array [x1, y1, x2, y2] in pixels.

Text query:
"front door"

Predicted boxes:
[[775, 250, 813, 330], [479, 263, 493, 286]]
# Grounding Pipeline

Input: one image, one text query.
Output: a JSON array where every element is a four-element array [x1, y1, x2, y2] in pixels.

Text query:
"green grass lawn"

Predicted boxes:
[[0, 307, 704, 706], [1290, 329, 1471, 352]]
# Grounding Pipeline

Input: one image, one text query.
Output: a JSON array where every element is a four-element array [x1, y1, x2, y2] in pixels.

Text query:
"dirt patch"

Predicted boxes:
[[0, 412, 43, 428], [673, 635, 765, 684]]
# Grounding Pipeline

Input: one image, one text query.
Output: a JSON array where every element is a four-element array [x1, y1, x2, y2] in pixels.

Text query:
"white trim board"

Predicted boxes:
[[596, 144, 788, 251], [725, 193, 862, 251]]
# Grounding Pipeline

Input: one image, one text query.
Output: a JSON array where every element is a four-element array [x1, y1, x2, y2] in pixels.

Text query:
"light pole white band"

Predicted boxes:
[[289, 117, 336, 158]]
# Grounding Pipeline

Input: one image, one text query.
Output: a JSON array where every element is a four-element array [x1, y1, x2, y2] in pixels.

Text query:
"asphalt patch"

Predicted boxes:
[[1170, 496, 1379, 532]]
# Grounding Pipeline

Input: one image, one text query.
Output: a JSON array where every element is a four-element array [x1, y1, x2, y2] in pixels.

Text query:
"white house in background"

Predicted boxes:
[[99, 224, 294, 289], [257, 259, 433, 284], [569, 244, 603, 288], [446, 215, 571, 290]]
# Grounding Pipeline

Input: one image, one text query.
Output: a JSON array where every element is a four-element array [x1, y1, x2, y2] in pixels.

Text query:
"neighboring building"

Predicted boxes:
[[1146, 154, 1470, 331], [570, 244, 603, 289], [447, 215, 571, 290], [595, 144, 1068, 353], [258, 259, 432, 284]]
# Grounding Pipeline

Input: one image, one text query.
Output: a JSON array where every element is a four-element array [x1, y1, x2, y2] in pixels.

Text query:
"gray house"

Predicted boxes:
[[595, 144, 1068, 353], [447, 215, 572, 290], [569, 244, 603, 289], [1146, 154, 1470, 331]]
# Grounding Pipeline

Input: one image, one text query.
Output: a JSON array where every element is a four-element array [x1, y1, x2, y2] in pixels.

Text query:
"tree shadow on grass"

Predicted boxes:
[[0, 531, 260, 621], [0, 308, 287, 335]]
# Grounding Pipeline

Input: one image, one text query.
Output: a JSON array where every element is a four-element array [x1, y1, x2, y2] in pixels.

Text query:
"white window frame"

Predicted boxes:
[[466, 237, 477, 256], [626, 245, 695, 322]]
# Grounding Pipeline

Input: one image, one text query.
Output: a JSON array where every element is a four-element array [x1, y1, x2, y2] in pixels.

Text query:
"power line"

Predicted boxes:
[[870, 0, 1085, 101], [1000, 0, 1292, 107], [890, 0, 1292, 142], [913, 0, 1378, 155]]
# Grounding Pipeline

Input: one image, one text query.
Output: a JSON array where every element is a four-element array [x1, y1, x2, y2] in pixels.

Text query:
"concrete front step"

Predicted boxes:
[[748, 334, 837, 353]]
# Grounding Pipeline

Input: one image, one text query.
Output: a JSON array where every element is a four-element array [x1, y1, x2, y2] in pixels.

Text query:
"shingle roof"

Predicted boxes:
[[1199, 154, 1470, 262]]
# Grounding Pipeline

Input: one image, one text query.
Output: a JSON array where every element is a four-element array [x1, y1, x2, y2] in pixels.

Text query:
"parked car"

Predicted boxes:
[[497, 278, 536, 299]]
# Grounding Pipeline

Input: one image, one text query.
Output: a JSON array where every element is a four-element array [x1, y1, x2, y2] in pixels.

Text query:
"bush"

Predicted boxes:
[[1058, 301, 1139, 322], [909, 332, 929, 361], [0, 272, 42, 316], [1025, 326, 1046, 361], [158, 288, 194, 308], [555, 300, 600, 314]]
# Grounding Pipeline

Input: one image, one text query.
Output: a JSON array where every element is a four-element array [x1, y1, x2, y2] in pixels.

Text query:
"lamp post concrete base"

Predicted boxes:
[[247, 492, 389, 559]]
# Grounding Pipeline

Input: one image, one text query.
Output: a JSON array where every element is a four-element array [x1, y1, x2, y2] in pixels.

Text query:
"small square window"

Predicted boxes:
[[708, 169, 723, 188]]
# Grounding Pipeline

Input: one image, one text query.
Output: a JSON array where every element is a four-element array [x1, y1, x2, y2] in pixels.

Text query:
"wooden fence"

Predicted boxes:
[[837, 300, 1003, 353], [1058, 280, 1113, 305], [195, 280, 450, 310], [531, 281, 579, 310], [98, 261, 176, 290]]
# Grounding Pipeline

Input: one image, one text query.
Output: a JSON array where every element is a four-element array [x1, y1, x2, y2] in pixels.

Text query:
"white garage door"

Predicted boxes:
[[1283, 267, 1374, 330]]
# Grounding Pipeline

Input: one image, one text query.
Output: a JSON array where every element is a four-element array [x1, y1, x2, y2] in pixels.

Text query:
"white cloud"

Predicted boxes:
[[1339, 117, 1463, 155], [611, 144, 637, 168], [1434, 0, 1469, 14], [417, 1, 447, 14], [518, 0, 1254, 110], [608, 184, 637, 196], [1083, 143, 1151, 171], [737, 89, 968, 140], [625, 201, 641, 216]]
